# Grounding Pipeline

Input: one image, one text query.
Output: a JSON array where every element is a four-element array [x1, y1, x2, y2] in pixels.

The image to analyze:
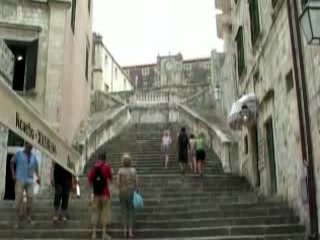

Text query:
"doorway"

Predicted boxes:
[[4, 154, 15, 200], [265, 118, 277, 194], [251, 126, 260, 187]]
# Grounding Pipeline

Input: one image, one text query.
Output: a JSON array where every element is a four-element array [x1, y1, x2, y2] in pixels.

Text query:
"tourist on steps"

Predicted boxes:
[[160, 130, 172, 169], [196, 133, 206, 176], [189, 133, 197, 174], [117, 153, 139, 238], [177, 127, 190, 174], [10, 142, 41, 226], [88, 152, 113, 240], [51, 161, 72, 223]]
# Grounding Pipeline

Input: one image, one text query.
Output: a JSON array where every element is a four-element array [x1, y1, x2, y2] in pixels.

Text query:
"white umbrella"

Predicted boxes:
[[228, 93, 258, 130]]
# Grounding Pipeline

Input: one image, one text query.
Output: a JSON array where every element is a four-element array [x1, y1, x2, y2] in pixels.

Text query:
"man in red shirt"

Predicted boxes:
[[88, 152, 113, 240]]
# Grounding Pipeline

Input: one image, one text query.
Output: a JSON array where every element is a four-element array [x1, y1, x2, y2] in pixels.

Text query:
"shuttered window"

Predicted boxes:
[[85, 44, 89, 81], [25, 39, 38, 90], [71, 0, 77, 33], [5, 39, 38, 91], [249, 0, 261, 46], [236, 27, 245, 78]]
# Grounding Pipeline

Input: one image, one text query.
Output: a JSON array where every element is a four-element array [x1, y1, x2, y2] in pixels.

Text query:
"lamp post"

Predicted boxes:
[[299, 0, 320, 44], [240, 107, 251, 123]]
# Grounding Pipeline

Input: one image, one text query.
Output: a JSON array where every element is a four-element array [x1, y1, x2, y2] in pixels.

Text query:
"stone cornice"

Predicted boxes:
[[47, 0, 71, 7], [0, 22, 42, 33]]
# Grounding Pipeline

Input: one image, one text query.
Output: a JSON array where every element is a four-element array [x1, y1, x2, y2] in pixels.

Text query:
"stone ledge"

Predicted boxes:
[[0, 22, 42, 33], [179, 104, 234, 143], [178, 104, 239, 174]]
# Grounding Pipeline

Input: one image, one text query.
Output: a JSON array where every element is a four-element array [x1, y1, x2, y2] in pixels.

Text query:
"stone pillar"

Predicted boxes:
[[0, 124, 8, 200]]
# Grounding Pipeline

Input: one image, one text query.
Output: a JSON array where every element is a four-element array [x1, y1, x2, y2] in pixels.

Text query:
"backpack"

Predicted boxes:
[[93, 166, 106, 195], [179, 133, 189, 150]]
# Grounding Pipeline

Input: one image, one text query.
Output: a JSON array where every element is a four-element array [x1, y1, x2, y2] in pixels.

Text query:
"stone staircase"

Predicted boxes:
[[0, 123, 305, 239]]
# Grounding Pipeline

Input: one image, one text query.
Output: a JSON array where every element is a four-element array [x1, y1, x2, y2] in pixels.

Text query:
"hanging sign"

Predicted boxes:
[[0, 77, 81, 175]]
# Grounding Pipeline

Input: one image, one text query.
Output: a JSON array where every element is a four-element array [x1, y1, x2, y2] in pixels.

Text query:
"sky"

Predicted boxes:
[[93, 0, 223, 66]]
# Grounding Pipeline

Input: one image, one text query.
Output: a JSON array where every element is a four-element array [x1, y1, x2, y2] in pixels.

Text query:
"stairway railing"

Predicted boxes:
[[131, 92, 181, 105]]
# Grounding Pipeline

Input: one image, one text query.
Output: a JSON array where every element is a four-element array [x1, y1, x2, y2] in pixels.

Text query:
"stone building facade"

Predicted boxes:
[[215, 0, 310, 226], [92, 33, 133, 93], [123, 54, 211, 90], [0, 0, 93, 143], [0, 0, 93, 199]]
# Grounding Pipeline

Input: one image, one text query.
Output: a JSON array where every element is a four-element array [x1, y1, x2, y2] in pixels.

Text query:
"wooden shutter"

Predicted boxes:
[[25, 39, 38, 91]]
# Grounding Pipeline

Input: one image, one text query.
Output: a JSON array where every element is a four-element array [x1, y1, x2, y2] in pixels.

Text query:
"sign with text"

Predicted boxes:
[[0, 77, 80, 175], [0, 40, 14, 84]]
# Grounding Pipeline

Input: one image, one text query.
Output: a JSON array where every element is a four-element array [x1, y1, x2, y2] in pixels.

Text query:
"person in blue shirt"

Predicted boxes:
[[10, 142, 41, 225]]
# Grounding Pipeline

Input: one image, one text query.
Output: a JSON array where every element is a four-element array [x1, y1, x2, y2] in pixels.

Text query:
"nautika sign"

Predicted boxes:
[[0, 76, 80, 175]]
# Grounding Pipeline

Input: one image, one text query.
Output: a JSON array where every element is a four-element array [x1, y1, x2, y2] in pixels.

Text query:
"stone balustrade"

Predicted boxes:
[[132, 92, 180, 104]]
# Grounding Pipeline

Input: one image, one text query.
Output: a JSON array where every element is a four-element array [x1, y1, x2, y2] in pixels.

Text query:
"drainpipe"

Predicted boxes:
[[287, 0, 318, 238]]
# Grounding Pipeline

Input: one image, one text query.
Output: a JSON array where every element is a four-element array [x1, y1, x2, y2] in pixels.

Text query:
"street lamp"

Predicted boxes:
[[17, 55, 23, 61], [214, 84, 222, 101], [299, 0, 320, 45]]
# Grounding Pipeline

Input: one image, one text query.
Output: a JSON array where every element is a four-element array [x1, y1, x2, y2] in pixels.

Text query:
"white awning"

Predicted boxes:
[[228, 93, 258, 130]]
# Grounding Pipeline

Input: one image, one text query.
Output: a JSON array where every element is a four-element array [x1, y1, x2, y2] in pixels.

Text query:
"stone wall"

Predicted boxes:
[[0, 124, 8, 200], [182, 87, 214, 109], [130, 104, 179, 124], [219, 0, 307, 225], [90, 91, 125, 114], [62, 0, 93, 143], [92, 33, 133, 93], [0, 0, 93, 143], [301, 18, 320, 231], [0, 0, 50, 116], [111, 91, 135, 104]]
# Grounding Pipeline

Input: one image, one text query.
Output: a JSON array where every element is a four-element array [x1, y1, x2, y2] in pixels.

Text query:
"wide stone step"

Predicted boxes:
[[0, 215, 300, 230], [78, 183, 251, 191], [83, 169, 223, 176], [0, 224, 304, 238], [2, 194, 260, 207], [38, 192, 257, 201], [90, 155, 219, 160], [0, 202, 287, 214], [77, 186, 252, 195], [0, 206, 294, 222], [85, 161, 222, 167], [0, 234, 305, 240], [85, 163, 222, 171], [84, 168, 223, 175]]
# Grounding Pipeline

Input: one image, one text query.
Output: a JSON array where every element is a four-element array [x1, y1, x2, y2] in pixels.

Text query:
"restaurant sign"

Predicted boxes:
[[0, 77, 80, 175]]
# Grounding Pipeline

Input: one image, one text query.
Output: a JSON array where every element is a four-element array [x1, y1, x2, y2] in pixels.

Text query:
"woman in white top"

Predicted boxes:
[[161, 130, 172, 169]]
